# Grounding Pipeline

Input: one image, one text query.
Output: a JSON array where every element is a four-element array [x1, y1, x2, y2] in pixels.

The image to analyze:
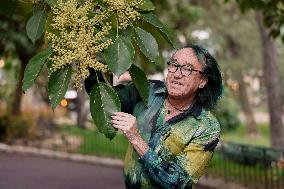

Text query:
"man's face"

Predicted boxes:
[[166, 48, 207, 100]]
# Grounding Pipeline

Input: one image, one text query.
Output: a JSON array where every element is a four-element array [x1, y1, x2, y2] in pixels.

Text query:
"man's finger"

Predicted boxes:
[[112, 124, 125, 130], [111, 115, 128, 121], [113, 112, 126, 116], [111, 119, 128, 125], [113, 112, 132, 117]]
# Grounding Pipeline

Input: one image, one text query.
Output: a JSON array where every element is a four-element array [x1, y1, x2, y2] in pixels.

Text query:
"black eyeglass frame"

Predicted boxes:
[[166, 61, 204, 76]]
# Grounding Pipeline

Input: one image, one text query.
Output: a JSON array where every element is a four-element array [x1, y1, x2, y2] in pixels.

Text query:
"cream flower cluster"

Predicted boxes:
[[46, 0, 143, 89], [103, 0, 143, 29], [46, 0, 111, 89]]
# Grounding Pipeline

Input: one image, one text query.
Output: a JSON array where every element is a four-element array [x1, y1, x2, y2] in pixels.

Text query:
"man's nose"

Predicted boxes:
[[173, 68, 183, 78]]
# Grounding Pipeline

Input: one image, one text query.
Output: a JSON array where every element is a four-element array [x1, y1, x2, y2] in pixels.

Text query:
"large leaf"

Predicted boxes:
[[104, 36, 134, 77], [22, 48, 53, 92], [141, 12, 177, 48], [47, 59, 54, 76], [48, 65, 72, 110], [26, 10, 47, 43], [137, 0, 155, 11], [90, 83, 121, 140], [129, 64, 149, 106], [134, 27, 159, 63]]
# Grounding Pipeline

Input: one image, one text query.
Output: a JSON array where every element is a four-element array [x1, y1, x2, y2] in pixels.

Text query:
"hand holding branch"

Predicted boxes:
[[111, 112, 140, 142], [111, 112, 149, 156]]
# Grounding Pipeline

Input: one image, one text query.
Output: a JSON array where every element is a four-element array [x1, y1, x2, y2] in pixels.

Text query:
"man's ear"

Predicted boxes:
[[199, 78, 208, 89]]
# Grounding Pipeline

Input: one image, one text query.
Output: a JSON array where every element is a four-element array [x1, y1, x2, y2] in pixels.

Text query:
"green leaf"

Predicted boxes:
[[48, 65, 72, 110], [141, 12, 177, 49], [22, 48, 53, 92], [90, 83, 121, 140], [47, 59, 53, 76], [137, 0, 155, 11], [45, 0, 57, 6], [104, 36, 134, 77], [134, 27, 159, 63], [129, 64, 149, 106], [26, 10, 47, 43]]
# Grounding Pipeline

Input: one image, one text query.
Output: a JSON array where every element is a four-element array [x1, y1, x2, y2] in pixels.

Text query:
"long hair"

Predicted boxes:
[[184, 44, 223, 110]]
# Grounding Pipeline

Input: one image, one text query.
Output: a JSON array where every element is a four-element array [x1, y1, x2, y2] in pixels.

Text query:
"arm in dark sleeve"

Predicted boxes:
[[84, 70, 141, 114], [114, 83, 142, 114]]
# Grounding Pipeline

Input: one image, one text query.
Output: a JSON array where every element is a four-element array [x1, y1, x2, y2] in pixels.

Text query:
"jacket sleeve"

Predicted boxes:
[[115, 80, 164, 114], [140, 127, 220, 189]]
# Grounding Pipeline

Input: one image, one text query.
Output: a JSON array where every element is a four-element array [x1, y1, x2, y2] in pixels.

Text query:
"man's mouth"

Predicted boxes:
[[172, 81, 183, 86]]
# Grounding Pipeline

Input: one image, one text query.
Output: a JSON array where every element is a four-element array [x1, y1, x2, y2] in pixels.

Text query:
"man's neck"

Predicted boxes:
[[167, 94, 196, 110]]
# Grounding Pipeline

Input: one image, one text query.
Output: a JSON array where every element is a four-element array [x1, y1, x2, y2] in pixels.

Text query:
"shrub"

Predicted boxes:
[[0, 114, 9, 141], [0, 111, 37, 143], [220, 142, 282, 167], [213, 87, 241, 132]]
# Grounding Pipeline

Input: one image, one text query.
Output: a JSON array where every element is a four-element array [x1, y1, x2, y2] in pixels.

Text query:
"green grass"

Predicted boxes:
[[60, 125, 129, 159], [221, 123, 270, 147], [60, 123, 272, 159]]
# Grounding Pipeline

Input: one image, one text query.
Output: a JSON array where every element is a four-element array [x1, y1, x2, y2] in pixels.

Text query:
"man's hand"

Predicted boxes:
[[111, 112, 139, 141], [111, 112, 149, 156]]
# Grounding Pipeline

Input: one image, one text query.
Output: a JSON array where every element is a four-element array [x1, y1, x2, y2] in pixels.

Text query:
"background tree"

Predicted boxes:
[[234, 0, 284, 147], [255, 11, 284, 147], [199, 1, 261, 137], [0, 0, 39, 115]]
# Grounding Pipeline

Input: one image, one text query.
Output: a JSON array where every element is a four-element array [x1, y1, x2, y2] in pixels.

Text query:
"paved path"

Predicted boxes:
[[0, 153, 214, 189], [0, 153, 125, 189]]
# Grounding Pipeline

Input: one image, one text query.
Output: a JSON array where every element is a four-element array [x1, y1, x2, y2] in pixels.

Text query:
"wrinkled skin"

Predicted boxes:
[[112, 48, 208, 141], [166, 48, 207, 101]]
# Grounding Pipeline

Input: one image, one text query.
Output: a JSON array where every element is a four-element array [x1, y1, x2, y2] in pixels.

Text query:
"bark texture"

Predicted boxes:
[[256, 11, 284, 148]]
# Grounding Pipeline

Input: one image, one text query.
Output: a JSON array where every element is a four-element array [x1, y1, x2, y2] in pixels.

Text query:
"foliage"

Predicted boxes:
[[0, 113, 37, 143], [0, 0, 40, 116], [104, 35, 134, 77], [0, 57, 20, 107], [47, 64, 72, 110], [90, 82, 121, 140], [22, 47, 53, 92], [129, 64, 149, 105], [11, 0, 176, 139], [0, 105, 60, 143], [221, 142, 282, 166], [213, 87, 241, 132], [234, 0, 284, 42]]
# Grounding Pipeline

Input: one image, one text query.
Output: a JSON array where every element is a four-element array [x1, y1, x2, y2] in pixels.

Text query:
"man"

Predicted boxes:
[[110, 44, 223, 189]]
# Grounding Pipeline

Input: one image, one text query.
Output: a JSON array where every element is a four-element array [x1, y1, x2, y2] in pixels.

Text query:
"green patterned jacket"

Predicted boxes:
[[116, 80, 221, 189]]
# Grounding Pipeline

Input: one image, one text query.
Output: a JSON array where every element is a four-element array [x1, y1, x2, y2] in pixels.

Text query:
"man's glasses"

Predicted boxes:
[[167, 61, 204, 76]]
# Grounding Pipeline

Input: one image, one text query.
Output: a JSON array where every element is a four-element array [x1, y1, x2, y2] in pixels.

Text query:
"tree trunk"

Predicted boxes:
[[255, 11, 284, 148], [76, 88, 87, 129], [11, 54, 28, 116], [236, 72, 258, 136]]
